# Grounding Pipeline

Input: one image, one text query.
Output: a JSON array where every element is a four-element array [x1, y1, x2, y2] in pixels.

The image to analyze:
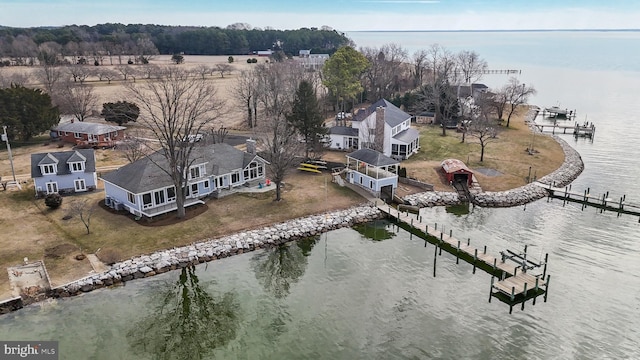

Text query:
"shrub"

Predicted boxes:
[[96, 248, 123, 265], [228, 56, 234, 63], [44, 193, 63, 209], [398, 167, 407, 178]]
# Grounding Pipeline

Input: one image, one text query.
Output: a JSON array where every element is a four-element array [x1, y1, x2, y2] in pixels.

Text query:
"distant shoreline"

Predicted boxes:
[[347, 29, 640, 33]]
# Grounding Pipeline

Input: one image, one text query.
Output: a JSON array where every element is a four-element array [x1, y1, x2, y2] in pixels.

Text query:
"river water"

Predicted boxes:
[[1, 31, 640, 359]]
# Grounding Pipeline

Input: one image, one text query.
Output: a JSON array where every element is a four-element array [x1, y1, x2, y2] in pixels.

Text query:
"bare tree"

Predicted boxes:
[[116, 65, 136, 81], [140, 64, 160, 80], [254, 63, 306, 201], [95, 68, 119, 84], [125, 66, 224, 218], [467, 109, 500, 162], [361, 43, 408, 101], [232, 68, 260, 128], [67, 199, 97, 235], [34, 64, 65, 95], [504, 77, 536, 127], [456, 50, 488, 84], [118, 129, 149, 163], [37, 41, 63, 65], [214, 63, 233, 78], [57, 80, 98, 122], [411, 49, 429, 88], [193, 64, 212, 80], [65, 65, 94, 84]]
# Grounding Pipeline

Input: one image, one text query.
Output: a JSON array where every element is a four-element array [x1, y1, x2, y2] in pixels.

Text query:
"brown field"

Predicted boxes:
[[0, 58, 565, 300]]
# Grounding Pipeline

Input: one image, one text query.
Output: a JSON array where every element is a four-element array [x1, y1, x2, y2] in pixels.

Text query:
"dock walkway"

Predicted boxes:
[[374, 200, 550, 307]]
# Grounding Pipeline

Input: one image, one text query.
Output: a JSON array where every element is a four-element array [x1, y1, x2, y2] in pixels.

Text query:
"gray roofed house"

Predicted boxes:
[[31, 149, 98, 197], [101, 143, 269, 218], [52, 122, 126, 147], [345, 148, 399, 202], [328, 98, 420, 160]]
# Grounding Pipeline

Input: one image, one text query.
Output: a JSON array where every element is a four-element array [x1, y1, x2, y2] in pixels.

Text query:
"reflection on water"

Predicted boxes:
[[128, 265, 239, 360], [251, 237, 317, 299], [353, 219, 396, 241]]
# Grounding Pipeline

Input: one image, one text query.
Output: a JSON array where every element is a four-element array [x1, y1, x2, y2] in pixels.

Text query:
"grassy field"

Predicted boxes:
[[402, 108, 564, 192], [0, 168, 364, 299]]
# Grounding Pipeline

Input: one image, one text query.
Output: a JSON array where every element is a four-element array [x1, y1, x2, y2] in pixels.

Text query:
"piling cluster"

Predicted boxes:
[[50, 205, 383, 298]]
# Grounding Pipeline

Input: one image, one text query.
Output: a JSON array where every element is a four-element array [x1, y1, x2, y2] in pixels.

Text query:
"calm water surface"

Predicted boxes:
[[1, 31, 639, 359]]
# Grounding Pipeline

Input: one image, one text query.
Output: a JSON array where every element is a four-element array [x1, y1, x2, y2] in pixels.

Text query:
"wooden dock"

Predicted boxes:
[[536, 182, 640, 220], [374, 201, 550, 311], [534, 121, 595, 138]]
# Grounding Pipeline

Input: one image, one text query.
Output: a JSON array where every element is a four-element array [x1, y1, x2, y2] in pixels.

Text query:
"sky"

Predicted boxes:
[[1, 0, 639, 31]]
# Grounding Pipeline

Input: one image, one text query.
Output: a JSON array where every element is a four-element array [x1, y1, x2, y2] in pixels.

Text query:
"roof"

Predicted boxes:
[[347, 148, 399, 167], [53, 122, 126, 135], [440, 159, 473, 174], [329, 126, 359, 137], [31, 149, 96, 178], [101, 143, 266, 194], [393, 128, 420, 144], [352, 99, 411, 128]]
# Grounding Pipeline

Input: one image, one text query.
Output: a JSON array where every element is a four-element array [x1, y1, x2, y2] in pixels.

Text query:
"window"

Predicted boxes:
[[392, 144, 399, 156], [231, 171, 240, 183], [46, 182, 58, 194], [204, 180, 210, 189], [167, 187, 176, 202], [215, 176, 224, 188], [191, 183, 199, 197], [41, 164, 56, 175], [142, 193, 153, 209], [70, 162, 85, 172], [127, 192, 136, 204], [74, 179, 86, 192], [189, 164, 205, 180], [370, 180, 374, 189], [74, 132, 82, 138], [112, 131, 118, 138], [243, 162, 262, 180], [154, 190, 165, 205]]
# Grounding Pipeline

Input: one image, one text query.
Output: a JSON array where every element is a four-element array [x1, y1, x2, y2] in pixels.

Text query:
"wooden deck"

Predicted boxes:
[[534, 122, 595, 138], [374, 200, 550, 309]]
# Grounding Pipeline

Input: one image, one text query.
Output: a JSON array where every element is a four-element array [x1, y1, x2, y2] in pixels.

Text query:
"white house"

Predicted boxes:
[[345, 148, 399, 201], [328, 99, 420, 160], [31, 149, 98, 197], [100, 142, 268, 218]]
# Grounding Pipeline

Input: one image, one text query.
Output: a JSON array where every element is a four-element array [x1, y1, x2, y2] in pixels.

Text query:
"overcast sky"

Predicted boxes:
[[1, 0, 638, 31]]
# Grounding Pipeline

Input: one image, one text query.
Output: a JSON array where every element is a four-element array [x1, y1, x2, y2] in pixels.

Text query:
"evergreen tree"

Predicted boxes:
[[101, 101, 140, 125], [321, 46, 370, 112], [286, 81, 326, 159], [0, 85, 59, 141]]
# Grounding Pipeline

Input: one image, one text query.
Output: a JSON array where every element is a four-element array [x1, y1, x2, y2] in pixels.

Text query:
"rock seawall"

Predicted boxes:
[[403, 133, 584, 208], [50, 205, 383, 298]]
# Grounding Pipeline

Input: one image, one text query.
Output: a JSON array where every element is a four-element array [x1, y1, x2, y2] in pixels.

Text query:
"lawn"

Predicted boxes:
[[401, 108, 565, 192]]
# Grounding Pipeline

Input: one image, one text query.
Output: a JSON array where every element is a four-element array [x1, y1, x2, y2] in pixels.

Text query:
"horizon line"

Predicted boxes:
[[347, 28, 640, 33]]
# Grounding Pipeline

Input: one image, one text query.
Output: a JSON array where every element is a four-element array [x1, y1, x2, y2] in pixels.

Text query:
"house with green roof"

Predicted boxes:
[[101, 143, 268, 218]]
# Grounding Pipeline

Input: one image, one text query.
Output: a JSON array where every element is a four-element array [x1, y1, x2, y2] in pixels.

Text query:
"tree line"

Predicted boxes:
[[0, 23, 351, 65]]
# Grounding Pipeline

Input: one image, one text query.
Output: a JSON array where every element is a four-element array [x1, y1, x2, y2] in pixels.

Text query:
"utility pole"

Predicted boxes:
[[2, 126, 20, 189]]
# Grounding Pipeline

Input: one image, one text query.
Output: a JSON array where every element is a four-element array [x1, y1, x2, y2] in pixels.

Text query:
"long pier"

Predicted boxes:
[[374, 201, 550, 312], [536, 182, 640, 221], [534, 122, 595, 138]]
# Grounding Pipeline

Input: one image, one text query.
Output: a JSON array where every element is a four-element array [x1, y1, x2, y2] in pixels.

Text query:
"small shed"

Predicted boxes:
[[441, 159, 473, 186]]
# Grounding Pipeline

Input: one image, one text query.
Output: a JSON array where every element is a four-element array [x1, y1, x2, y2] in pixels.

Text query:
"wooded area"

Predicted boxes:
[[0, 23, 351, 63]]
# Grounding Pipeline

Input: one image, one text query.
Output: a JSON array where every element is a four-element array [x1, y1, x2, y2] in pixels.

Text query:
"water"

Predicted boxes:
[[2, 31, 640, 359]]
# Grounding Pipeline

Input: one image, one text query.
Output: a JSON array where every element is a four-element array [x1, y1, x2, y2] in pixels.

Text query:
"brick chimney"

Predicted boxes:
[[374, 106, 385, 152]]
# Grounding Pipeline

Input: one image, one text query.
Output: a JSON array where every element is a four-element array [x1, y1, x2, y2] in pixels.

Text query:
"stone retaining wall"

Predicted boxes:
[[49, 205, 383, 298], [403, 110, 584, 208]]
